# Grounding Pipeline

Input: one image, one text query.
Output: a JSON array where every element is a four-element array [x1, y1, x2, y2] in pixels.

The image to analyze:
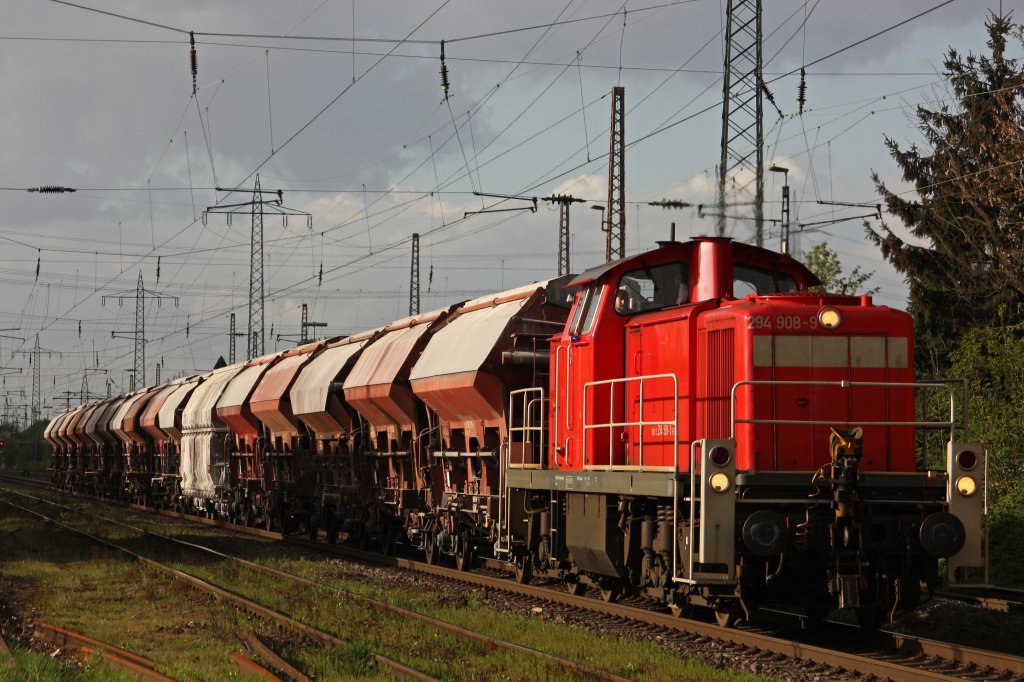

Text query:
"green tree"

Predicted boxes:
[[803, 243, 879, 295], [868, 14, 1024, 374]]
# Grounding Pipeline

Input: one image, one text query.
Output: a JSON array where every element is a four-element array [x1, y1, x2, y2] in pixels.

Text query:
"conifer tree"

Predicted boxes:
[[869, 14, 1024, 373]]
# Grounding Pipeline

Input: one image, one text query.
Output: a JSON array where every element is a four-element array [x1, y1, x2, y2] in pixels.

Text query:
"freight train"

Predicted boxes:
[[44, 236, 985, 627]]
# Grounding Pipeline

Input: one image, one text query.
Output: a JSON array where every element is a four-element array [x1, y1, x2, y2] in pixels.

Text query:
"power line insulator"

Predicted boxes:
[[190, 31, 198, 94], [27, 186, 75, 194], [439, 40, 451, 102], [797, 67, 807, 114]]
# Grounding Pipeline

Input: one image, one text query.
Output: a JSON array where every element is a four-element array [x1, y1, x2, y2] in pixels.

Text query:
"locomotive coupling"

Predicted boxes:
[[827, 427, 864, 608]]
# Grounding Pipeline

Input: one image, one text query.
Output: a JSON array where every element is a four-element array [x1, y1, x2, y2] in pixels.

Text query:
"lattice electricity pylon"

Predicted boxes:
[[205, 175, 312, 359], [410, 233, 420, 316], [605, 86, 626, 262], [80, 368, 109, 404], [15, 335, 57, 425], [276, 304, 327, 346], [717, 0, 765, 246], [104, 272, 178, 391], [228, 313, 246, 365], [1, 390, 26, 429], [543, 194, 585, 276]]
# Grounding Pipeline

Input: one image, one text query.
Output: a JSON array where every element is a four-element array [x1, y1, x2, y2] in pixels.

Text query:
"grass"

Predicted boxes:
[[0, 487, 778, 681]]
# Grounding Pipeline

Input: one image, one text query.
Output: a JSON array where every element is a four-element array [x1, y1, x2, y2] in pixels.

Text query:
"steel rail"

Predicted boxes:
[[239, 630, 310, 682], [0, 496, 437, 682], [230, 651, 283, 681], [32, 621, 177, 682]]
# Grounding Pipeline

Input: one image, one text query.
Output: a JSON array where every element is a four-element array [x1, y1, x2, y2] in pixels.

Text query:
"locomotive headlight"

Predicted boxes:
[[955, 475, 978, 497], [818, 307, 842, 330], [709, 472, 731, 493]]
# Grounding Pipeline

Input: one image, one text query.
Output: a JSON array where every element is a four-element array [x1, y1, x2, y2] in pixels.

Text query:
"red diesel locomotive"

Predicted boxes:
[[45, 236, 985, 626]]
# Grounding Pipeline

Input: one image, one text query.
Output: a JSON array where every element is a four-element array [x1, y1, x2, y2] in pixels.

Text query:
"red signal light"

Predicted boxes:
[[709, 446, 731, 467], [956, 449, 978, 471]]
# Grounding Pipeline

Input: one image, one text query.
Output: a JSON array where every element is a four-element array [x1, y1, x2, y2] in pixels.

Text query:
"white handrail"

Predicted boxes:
[[581, 372, 679, 472], [729, 379, 958, 440]]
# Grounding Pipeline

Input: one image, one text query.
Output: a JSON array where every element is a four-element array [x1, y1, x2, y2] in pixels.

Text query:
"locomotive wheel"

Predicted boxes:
[[513, 554, 532, 584], [455, 533, 474, 572], [424, 531, 439, 565]]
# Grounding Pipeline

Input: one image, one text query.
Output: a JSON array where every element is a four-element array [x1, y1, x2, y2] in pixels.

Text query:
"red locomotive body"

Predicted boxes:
[[504, 237, 982, 623]]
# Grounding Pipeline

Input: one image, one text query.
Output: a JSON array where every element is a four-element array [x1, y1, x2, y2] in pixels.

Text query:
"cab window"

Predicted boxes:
[[614, 262, 689, 315], [733, 264, 798, 297], [569, 286, 602, 335]]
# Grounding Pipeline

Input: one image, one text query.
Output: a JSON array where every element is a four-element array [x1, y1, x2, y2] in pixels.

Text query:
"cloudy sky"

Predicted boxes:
[[0, 0, 1015, 415]]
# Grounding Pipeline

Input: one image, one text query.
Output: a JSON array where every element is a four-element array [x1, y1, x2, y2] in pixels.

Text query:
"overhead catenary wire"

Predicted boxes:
[[11, 0, 988, 400]]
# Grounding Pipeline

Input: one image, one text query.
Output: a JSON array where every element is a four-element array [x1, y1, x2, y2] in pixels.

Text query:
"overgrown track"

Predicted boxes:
[[0, 485, 637, 682], [0, 492, 434, 682], [9, 476, 1024, 682]]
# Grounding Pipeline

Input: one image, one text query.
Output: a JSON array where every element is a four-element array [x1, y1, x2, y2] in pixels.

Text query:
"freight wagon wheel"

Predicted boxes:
[[599, 584, 620, 603], [424, 531, 439, 565], [714, 607, 739, 628], [455, 532, 474, 571], [566, 581, 585, 596], [382, 527, 397, 556], [513, 553, 532, 584]]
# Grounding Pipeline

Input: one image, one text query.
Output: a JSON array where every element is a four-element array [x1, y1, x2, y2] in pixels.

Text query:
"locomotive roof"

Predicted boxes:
[[567, 237, 819, 289]]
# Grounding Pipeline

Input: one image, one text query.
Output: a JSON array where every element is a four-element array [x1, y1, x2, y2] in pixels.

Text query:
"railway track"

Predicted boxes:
[[6, 475, 1024, 681], [0, 492, 436, 681], [0, 484, 638, 682], [937, 585, 1024, 615]]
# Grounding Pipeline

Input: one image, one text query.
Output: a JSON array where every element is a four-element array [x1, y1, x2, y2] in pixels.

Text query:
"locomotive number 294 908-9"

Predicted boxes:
[[747, 314, 820, 331]]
